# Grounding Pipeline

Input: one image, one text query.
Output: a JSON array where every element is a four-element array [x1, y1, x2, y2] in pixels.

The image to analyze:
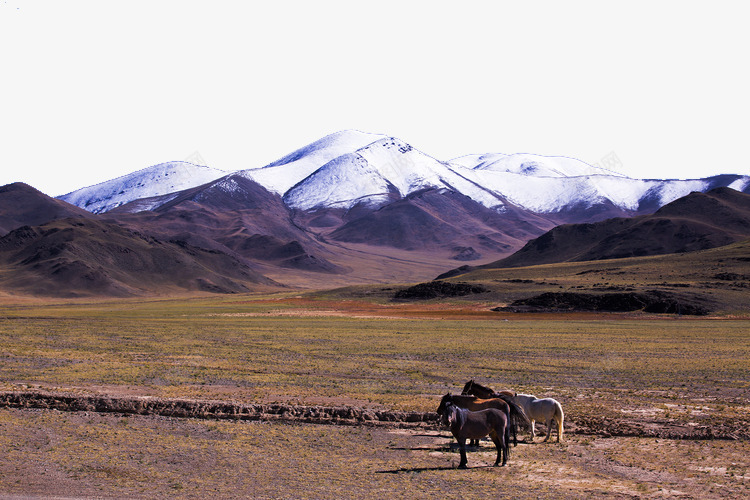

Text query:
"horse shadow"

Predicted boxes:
[[381, 441, 507, 474], [376, 465, 456, 474], [376, 464, 501, 474], [389, 442, 483, 452]]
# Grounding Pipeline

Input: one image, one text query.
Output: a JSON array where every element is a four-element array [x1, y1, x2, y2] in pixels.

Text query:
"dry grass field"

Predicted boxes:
[[0, 289, 749, 498]]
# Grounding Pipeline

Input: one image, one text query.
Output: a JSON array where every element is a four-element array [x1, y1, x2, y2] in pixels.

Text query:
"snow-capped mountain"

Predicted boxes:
[[281, 136, 505, 211], [58, 131, 750, 217], [59, 162, 230, 214]]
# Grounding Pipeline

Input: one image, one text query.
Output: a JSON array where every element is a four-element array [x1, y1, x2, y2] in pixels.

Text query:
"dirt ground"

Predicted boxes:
[[1, 295, 748, 498], [0, 407, 748, 499]]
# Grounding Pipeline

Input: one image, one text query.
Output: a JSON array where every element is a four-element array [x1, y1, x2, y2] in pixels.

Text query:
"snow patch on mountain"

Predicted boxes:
[[727, 177, 750, 192], [213, 176, 246, 195], [59, 162, 228, 214], [450, 153, 625, 178], [652, 180, 710, 206]]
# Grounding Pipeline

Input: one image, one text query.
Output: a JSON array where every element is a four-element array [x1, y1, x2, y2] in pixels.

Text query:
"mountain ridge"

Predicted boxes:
[[57, 130, 750, 218], [58, 162, 229, 214], [470, 187, 750, 271], [0, 217, 279, 297]]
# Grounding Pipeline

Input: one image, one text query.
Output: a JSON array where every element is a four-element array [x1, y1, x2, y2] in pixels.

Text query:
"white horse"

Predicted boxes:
[[513, 394, 564, 442]]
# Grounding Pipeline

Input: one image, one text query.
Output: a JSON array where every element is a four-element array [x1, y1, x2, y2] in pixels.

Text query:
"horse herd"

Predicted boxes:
[[436, 380, 565, 469]]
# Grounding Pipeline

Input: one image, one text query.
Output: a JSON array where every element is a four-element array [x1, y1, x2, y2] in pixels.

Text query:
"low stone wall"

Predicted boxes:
[[1, 391, 745, 440], [0, 391, 439, 429]]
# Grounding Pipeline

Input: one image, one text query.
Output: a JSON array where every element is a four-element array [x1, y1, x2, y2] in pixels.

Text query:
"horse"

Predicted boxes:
[[437, 393, 516, 448], [461, 381, 528, 447], [438, 401, 508, 468], [461, 379, 516, 399], [513, 393, 564, 442]]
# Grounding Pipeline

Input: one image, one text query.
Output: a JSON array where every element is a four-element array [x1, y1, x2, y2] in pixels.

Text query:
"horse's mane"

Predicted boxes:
[[446, 403, 465, 428], [467, 379, 493, 392], [463, 379, 517, 398]]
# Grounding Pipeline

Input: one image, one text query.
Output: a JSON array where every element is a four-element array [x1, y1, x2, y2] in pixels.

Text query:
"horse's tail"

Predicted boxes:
[[554, 401, 565, 441], [496, 394, 529, 426], [503, 410, 511, 459], [495, 394, 529, 446]]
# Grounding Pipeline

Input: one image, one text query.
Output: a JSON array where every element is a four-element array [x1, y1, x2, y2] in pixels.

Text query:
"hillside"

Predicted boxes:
[[108, 174, 345, 274], [355, 238, 750, 315], [0, 183, 94, 236], [0, 217, 278, 297], [476, 187, 750, 270]]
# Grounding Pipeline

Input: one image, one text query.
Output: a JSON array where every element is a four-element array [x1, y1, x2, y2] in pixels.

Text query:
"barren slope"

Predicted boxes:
[[0, 218, 278, 297]]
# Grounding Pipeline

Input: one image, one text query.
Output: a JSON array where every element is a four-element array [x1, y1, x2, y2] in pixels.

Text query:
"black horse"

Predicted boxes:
[[438, 401, 508, 468]]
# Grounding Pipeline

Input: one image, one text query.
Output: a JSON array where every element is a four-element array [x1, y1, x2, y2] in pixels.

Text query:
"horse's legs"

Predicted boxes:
[[529, 419, 536, 442], [543, 418, 553, 442], [484, 430, 495, 451], [504, 408, 516, 448], [505, 426, 511, 462], [505, 431, 510, 465], [491, 431, 506, 466], [503, 417, 515, 458], [457, 438, 468, 469]]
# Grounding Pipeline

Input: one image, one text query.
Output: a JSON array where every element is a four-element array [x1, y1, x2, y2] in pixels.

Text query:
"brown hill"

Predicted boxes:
[[319, 188, 557, 258], [109, 175, 345, 274], [478, 187, 750, 270], [0, 218, 278, 297], [0, 183, 94, 236], [375, 238, 750, 315]]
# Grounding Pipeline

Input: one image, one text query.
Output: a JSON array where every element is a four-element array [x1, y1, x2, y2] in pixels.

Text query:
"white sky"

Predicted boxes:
[[1, 1, 749, 197]]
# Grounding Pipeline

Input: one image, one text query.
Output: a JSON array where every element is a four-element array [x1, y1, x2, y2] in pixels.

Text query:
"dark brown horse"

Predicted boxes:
[[461, 380, 527, 446], [461, 379, 516, 399], [438, 401, 508, 468], [437, 393, 514, 448]]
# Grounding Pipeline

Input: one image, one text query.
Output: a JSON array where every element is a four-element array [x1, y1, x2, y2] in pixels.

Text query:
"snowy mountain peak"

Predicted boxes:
[[59, 161, 228, 214], [239, 130, 388, 195], [281, 136, 446, 210], [265, 129, 387, 169], [283, 136, 509, 211]]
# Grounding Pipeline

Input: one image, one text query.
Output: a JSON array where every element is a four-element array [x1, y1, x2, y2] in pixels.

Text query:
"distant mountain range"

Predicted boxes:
[[1, 130, 749, 296], [59, 130, 750, 217]]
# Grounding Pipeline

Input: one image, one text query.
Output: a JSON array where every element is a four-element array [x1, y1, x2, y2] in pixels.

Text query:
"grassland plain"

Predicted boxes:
[[0, 294, 749, 498]]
